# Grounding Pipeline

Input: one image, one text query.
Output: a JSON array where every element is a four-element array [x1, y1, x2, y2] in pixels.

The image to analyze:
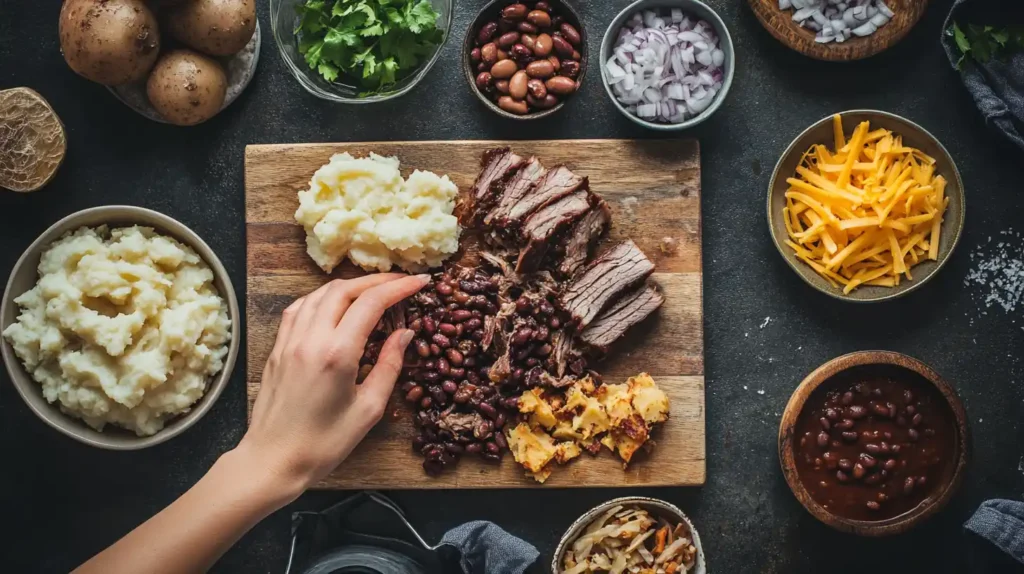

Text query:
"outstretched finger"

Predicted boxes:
[[313, 274, 408, 332], [292, 281, 333, 336], [336, 275, 429, 342], [275, 296, 305, 351], [357, 329, 414, 427]]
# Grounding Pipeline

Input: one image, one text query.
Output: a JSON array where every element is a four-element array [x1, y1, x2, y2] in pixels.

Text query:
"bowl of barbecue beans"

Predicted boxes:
[[779, 351, 969, 536], [463, 0, 587, 118]]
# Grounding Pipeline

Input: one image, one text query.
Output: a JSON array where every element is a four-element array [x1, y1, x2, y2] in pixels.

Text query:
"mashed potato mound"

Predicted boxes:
[[294, 152, 461, 273], [2, 226, 232, 436]]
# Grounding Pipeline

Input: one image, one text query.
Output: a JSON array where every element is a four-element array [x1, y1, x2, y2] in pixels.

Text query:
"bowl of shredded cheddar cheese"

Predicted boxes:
[[767, 110, 964, 302]]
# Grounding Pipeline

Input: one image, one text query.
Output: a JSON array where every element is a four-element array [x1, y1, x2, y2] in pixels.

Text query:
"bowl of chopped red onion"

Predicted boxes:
[[601, 0, 734, 130]]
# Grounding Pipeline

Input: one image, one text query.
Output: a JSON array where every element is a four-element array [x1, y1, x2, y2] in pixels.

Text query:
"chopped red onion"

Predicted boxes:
[[605, 8, 726, 124], [778, 0, 890, 42]]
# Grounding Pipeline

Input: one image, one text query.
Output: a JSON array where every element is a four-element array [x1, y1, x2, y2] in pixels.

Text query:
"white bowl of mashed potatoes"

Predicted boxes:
[[1, 206, 240, 449]]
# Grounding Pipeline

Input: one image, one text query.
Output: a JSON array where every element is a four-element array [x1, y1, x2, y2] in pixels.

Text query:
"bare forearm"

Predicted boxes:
[[74, 445, 302, 574]]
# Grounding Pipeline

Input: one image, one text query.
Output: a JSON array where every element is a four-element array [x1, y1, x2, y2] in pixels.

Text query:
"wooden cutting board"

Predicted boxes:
[[245, 139, 705, 489]]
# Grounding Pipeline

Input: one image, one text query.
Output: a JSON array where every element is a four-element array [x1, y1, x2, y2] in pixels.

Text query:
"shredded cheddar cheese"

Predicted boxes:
[[783, 114, 949, 294]]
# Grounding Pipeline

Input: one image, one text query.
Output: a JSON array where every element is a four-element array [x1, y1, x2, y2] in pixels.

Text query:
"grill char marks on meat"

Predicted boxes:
[[558, 199, 611, 278], [515, 190, 594, 274], [485, 157, 546, 227], [505, 165, 586, 226], [560, 240, 656, 329], [580, 283, 665, 352], [471, 148, 524, 220]]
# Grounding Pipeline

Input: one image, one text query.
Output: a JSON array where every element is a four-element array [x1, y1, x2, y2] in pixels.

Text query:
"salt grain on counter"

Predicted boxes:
[[760, 316, 771, 329], [965, 229, 1024, 314]]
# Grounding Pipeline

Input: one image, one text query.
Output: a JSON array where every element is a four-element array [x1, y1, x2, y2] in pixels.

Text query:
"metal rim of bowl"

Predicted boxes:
[[766, 109, 966, 303], [462, 0, 588, 120], [777, 351, 970, 536], [270, 0, 453, 103], [0, 206, 241, 450], [599, 0, 735, 131], [551, 496, 707, 573]]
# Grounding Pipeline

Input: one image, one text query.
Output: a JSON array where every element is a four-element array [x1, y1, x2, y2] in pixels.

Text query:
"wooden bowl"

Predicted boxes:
[[778, 351, 969, 536], [747, 0, 930, 61], [767, 110, 965, 303], [462, 0, 587, 120]]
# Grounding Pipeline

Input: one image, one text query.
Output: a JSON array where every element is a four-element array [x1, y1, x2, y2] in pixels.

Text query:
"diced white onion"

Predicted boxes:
[[605, 8, 727, 124], [780, 0, 892, 42]]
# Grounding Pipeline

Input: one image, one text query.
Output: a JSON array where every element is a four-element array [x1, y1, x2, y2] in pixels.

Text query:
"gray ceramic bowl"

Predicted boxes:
[[600, 0, 734, 131], [552, 496, 707, 573], [463, 0, 588, 120], [1, 206, 240, 449], [767, 110, 965, 303]]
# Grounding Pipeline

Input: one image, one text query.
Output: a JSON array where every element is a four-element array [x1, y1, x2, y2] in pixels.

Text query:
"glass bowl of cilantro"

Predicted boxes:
[[271, 0, 451, 102]]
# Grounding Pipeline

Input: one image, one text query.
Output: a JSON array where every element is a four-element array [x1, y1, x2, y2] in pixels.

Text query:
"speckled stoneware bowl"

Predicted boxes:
[[767, 110, 965, 302], [1, 206, 240, 450], [600, 0, 735, 131], [107, 22, 262, 124], [552, 496, 707, 573]]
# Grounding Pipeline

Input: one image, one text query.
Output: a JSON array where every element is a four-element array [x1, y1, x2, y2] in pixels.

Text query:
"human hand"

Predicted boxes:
[[239, 274, 428, 495]]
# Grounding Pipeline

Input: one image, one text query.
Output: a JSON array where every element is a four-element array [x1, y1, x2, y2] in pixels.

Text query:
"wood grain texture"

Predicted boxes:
[[244, 139, 705, 489], [747, 0, 930, 61]]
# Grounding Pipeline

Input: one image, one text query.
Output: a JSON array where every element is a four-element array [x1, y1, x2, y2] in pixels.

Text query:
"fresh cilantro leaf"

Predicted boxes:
[[406, 0, 439, 34], [361, 21, 385, 37], [991, 29, 1010, 48], [296, 0, 327, 35], [295, 0, 441, 93], [949, 20, 1024, 70], [318, 62, 340, 82], [952, 22, 971, 55]]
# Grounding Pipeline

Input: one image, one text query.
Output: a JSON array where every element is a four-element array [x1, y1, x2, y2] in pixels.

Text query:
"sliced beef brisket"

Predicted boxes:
[[472, 148, 524, 219], [558, 199, 611, 278], [485, 157, 546, 226], [515, 190, 593, 274], [580, 283, 664, 352], [559, 240, 655, 329], [504, 165, 586, 225]]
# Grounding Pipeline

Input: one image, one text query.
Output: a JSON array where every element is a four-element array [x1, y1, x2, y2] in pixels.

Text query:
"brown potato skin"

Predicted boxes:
[[59, 0, 161, 85], [166, 0, 256, 57], [146, 49, 227, 126]]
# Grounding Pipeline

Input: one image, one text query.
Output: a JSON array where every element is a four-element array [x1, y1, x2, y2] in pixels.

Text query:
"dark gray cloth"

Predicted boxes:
[[965, 499, 1024, 565], [941, 0, 1024, 151], [440, 521, 539, 574], [287, 492, 538, 574]]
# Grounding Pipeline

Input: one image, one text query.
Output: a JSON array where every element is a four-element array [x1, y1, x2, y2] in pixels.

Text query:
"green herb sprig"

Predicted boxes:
[[296, 0, 443, 95], [947, 21, 1024, 69]]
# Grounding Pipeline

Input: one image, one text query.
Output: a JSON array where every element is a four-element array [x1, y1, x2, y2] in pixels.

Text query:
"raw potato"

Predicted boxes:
[[146, 49, 227, 126], [59, 0, 160, 85], [166, 0, 257, 56], [0, 88, 67, 193]]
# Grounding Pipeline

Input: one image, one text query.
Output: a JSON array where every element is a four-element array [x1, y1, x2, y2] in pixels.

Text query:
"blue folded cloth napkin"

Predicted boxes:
[[941, 0, 1024, 151], [965, 499, 1024, 565]]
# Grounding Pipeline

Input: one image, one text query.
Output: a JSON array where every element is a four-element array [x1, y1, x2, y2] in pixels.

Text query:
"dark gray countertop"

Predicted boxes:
[[2, 0, 1023, 572]]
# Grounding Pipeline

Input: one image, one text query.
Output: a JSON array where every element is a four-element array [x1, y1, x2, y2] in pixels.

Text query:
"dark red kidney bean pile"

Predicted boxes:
[[793, 375, 956, 521], [470, 1, 583, 115], [360, 264, 575, 476]]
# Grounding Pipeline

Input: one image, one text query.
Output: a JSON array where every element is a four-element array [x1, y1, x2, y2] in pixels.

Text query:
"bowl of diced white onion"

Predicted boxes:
[[600, 0, 734, 130]]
